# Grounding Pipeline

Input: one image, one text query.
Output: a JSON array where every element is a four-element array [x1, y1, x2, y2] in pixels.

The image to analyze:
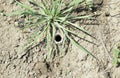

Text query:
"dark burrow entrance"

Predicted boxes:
[[55, 34, 62, 43]]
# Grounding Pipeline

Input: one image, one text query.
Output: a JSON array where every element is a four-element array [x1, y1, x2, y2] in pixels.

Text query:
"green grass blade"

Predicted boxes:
[[55, 22, 96, 44], [113, 58, 118, 66], [85, 0, 93, 9], [54, 22, 84, 38], [28, 0, 37, 6], [28, 0, 46, 15], [58, 14, 69, 23], [66, 21, 96, 39], [56, 22, 96, 45], [46, 25, 53, 60], [24, 26, 48, 50], [23, 17, 46, 29], [113, 48, 119, 58], [69, 0, 84, 7], [55, 0, 62, 15], [72, 15, 94, 20], [54, 0, 61, 16], [46, 46, 53, 61], [51, 23, 56, 42], [16, 0, 35, 13], [112, 48, 119, 66], [62, 7, 73, 14], [24, 39, 34, 51], [51, 0, 60, 16], [46, 23, 52, 60], [63, 30, 96, 58], [51, 1, 56, 16], [24, 29, 41, 50], [51, 7, 55, 15], [41, 0, 49, 10]]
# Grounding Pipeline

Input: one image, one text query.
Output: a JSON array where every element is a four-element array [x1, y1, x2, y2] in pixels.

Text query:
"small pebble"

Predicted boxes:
[[14, 22, 19, 26]]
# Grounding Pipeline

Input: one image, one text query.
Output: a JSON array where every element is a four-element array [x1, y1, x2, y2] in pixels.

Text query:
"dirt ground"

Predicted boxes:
[[0, 0, 120, 78]]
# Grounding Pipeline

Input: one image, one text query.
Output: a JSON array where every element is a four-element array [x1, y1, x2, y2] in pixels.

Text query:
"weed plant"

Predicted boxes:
[[6, 0, 96, 60], [112, 43, 120, 67]]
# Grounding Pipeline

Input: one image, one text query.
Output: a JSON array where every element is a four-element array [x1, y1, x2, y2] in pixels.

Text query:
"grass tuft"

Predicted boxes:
[[7, 0, 96, 61]]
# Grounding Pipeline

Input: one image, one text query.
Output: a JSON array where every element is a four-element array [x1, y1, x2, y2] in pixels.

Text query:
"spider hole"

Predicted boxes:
[[55, 34, 62, 42]]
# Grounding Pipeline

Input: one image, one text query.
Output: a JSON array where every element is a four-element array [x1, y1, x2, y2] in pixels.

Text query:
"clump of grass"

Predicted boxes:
[[6, 0, 96, 60]]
